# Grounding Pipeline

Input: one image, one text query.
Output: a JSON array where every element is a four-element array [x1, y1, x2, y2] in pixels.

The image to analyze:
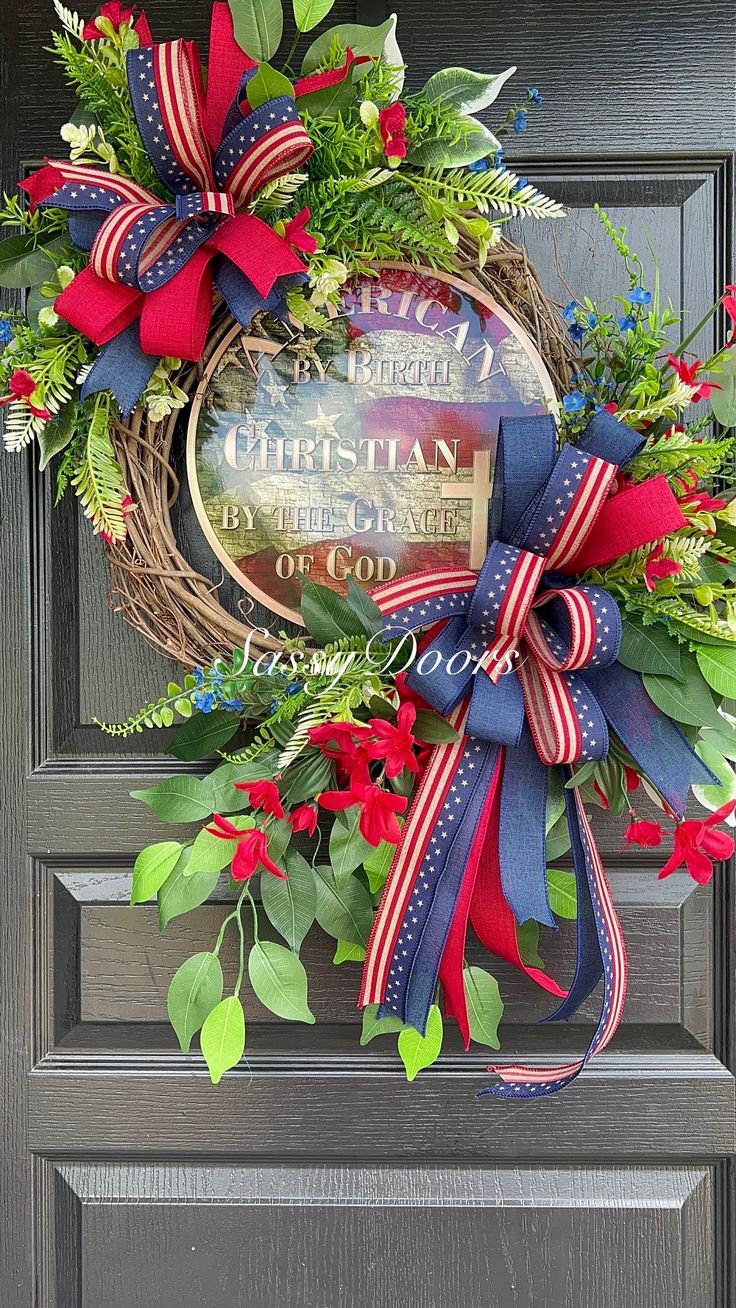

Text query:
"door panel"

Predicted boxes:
[[1, 1, 735, 1305]]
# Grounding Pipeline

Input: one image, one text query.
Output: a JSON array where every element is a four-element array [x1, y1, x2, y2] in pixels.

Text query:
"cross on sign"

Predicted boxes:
[[440, 449, 494, 569]]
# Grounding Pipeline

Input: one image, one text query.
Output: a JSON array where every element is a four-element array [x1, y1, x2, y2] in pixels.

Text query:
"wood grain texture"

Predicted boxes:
[[42, 1165, 712, 1308]]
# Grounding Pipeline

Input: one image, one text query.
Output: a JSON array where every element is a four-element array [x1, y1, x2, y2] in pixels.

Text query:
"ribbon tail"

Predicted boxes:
[[204, 2, 258, 149], [584, 662, 719, 817], [469, 756, 566, 998], [207, 213, 306, 299], [479, 785, 627, 1099], [81, 325, 159, 417], [215, 260, 304, 332], [138, 246, 215, 360], [498, 726, 555, 925]]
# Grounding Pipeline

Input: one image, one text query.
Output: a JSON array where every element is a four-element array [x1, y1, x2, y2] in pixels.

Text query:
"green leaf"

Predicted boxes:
[[618, 619, 685, 681], [643, 667, 723, 729], [545, 812, 571, 861], [167, 951, 223, 1052], [362, 839, 394, 895], [0, 233, 65, 288], [301, 15, 395, 73], [185, 817, 255, 876], [516, 919, 544, 970], [701, 724, 736, 762], [260, 849, 316, 951], [359, 1002, 404, 1044], [546, 868, 577, 919], [333, 939, 366, 964], [692, 740, 735, 812], [398, 1005, 443, 1081], [312, 864, 373, 945], [710, 349, 736, 427], [696, 645, 736, 698], [200, 995, 245, 1084], [299, 573, 367, 643], [157, 851, 220, 930], [245, 62, 294, 111], [37, 399, 77, 471], [130, 775, 214, 823], [248, 939, 315, 1022], [407, 118, 498, 170], [228, 0, 283, 60], [412, 709, 460, 744], [209, 753, 280, 813], [545, 767, 566, 832], [263, 815, 292, 866], [167, 709, 240, 761], [421, 64, 516, 114], [464, 966, 503, 1049], [281, 751, 332, 805], [130, 841, 182, 906], [329, 808, 373, 884], [293, 0, 335, 33], [345, 575, 383, 637]]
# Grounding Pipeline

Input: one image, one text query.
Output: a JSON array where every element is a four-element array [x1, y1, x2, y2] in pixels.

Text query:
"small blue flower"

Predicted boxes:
[[210, 667, 223, 686], [527, 86, 542, 106], [220, 696, 244, 712], [629, 287, 652, 306], [0, 320, 13, 348], [467, 156, 490, 173], [562, 300, 578, 323], [617, 313, 637, 331], [562, 390, 586, 415], [586, 311, 597, 329], [192, 667, 205, 687], [270, 697, 279, 715], [193, 690, 215, 713], [493, 147, 505, 169], [568, 323, 585, 342], [286, 682, 302, 696], [511, 175, 527, 193], [512, 109, 528, 134]]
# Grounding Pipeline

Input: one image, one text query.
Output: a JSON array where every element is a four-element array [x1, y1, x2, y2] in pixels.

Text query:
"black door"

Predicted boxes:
[[1, 2, 735, 1305]]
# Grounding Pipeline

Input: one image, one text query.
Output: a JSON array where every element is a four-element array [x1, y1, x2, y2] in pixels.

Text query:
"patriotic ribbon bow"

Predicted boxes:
[[20, 3, 347, 414], [359, 411, 717, 1098]]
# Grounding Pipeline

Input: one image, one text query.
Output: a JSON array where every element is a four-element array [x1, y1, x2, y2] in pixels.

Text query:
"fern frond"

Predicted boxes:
[[53, 0, 85, 38], [70, 393, 127, 542], [251, 172, 308, 215], [286, 289, 330, 332], [410, 166, 565, 221]]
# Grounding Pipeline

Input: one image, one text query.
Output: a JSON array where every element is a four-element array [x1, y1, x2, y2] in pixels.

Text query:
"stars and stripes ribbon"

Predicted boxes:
[[19, 3, 346, 414], [359, 410, 717, 1097]]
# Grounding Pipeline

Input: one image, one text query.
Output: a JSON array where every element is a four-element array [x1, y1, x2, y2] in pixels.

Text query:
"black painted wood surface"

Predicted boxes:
[[1, 1, 735, 1305]]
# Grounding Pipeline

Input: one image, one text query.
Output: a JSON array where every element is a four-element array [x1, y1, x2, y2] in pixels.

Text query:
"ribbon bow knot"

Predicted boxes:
[[20, 5, 320, 414], [360, 411, 717, 1098]]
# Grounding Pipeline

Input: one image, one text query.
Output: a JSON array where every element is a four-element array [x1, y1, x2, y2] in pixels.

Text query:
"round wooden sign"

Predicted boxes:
[[187, 264, 556, 624]]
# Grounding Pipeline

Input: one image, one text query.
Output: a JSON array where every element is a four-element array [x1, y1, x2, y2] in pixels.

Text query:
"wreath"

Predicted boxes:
[[3, 0, 736, 1096]]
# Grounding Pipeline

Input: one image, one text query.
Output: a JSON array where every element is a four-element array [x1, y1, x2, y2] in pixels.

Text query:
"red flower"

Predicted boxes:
[[723, 293, 736, 329], [205, 813, 286, 881], [666, 354, 718, 402], [283, 207, 318, 255], [624, 817, 663, 848], [0, 368, 50, 419], [679, 489, 728, 513], [82, 3, 134, 38], [318, 777, 408, 846], [289, 803, 318, 836], [593, 780, 609, 810], [100, 493, 134, 545], [644, 542, 681, 592], [378, 102, 407, 160], [365, 701, 418, 779], [308, 721, 370, 759], [658, 801, 736, 884], [603, 401, 618, 414], [624, 767, 640, 793], [234, 778, 285, 819]]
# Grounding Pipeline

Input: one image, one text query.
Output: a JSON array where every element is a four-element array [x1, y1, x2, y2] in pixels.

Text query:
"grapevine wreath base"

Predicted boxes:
[[106, 239, 575, 666], [3, 0, 736, 1097]]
